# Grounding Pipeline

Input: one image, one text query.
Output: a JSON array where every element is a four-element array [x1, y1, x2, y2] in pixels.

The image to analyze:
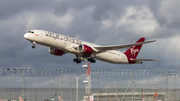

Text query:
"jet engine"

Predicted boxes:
[[49, 47, 64, 56], [78, 44, 93, 55]]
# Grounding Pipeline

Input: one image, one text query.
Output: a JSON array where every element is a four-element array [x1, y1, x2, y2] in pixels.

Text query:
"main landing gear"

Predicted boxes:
[[73, 57, 96, 64], [73, 58, 81, 63], [31, 41, 36, 49], [88, 58, 96, 63]]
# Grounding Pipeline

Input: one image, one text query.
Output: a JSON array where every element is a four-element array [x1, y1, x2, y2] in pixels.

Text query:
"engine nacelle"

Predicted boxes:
[[49, 47, 64, 56], [78, 44, 93, 55]]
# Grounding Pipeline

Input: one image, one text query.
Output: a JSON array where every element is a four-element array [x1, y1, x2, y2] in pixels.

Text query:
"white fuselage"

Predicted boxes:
[[24, 30, 129, 64]]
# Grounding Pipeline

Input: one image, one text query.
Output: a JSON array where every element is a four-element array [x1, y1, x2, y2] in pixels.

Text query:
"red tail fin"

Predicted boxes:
[[124, 37, 145, 58]]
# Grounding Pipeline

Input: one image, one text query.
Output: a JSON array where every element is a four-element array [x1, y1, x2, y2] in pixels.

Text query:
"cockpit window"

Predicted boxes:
[[28, 31, 34, 33]]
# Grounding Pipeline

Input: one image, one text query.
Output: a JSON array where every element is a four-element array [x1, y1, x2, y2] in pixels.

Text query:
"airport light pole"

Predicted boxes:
[[83, 63, 91, 101], [121, 70, 142, 101], [97, 69, 99, 101], [23, 69, 25, 100], [61, 69, 63, 99], [28, 86, 30, 101], [76, 77, 79, 101]]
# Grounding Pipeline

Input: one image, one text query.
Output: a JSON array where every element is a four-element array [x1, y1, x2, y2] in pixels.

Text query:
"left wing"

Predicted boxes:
[[93, 40, 156, 52]]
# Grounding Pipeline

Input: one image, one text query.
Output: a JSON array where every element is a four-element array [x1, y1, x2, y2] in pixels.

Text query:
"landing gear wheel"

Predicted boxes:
[[76, 60, 81, 63], [88, 58, 93, 61], [91, 60, 96, 63], [73, 58, 77, 62], [88, 58, 96, 63], [73, 58, 81, 63], [32, 45, 36, 49]]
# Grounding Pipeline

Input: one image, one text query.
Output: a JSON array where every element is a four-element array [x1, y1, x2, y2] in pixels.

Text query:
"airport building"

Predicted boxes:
[[92, 92, 165, 101]]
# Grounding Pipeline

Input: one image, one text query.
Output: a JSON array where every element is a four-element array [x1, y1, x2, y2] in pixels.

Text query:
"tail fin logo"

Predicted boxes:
[[130, 46, 139, 56]]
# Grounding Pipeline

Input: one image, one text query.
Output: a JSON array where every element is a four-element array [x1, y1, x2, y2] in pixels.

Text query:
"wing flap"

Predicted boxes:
[[94, 40, 156, 52]]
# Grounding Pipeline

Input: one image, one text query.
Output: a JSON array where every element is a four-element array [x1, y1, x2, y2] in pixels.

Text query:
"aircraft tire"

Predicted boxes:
[[76, 60, 81, 63], [88, 58, 92, 61], [73, 58, 77, 62], [93, 60, 96, 63], [91, 60, 96, 63], [32, 46, 36, 49]]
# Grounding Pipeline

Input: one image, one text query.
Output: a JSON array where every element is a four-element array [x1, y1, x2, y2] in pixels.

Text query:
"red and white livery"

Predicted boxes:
[[24, 30, 156, 64]]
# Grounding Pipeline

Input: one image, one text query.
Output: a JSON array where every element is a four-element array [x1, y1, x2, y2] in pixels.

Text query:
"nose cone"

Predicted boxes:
[[24, 33, 28, 39]]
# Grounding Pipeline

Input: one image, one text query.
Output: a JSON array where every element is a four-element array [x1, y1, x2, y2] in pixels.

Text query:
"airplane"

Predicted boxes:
[[24, 30, 157, 64], [50, 93, 57, 101], [58, 96, 64, 101], [19, 97, 23, 101]]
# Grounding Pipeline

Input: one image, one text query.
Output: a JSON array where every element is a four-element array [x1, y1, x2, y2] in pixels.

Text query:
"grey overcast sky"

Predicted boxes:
[[0, 0, 180, 70]]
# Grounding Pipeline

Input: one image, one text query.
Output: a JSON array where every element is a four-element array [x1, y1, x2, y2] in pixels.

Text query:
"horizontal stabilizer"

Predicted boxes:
[[131, 59, 157, 61]]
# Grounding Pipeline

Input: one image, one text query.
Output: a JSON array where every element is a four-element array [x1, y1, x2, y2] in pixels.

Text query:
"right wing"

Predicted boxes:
[[93, 40, 156, 52]]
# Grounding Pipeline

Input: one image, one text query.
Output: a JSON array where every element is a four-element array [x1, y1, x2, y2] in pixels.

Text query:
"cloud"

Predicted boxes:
[[158, 0, 180, 28], [100, 20, 112, 29], [0, 0, 57, 20], [52, 12, 74, 29], [157, 36, 180, 67], [116, 5, 159, 37]]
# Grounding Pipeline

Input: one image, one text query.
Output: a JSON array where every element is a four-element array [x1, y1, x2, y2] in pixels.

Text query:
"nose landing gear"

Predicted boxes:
[[31, 41, 36, 49]]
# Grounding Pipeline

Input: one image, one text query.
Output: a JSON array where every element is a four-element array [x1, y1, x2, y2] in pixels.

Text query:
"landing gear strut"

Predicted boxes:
[[31, 41, 36, 49]]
